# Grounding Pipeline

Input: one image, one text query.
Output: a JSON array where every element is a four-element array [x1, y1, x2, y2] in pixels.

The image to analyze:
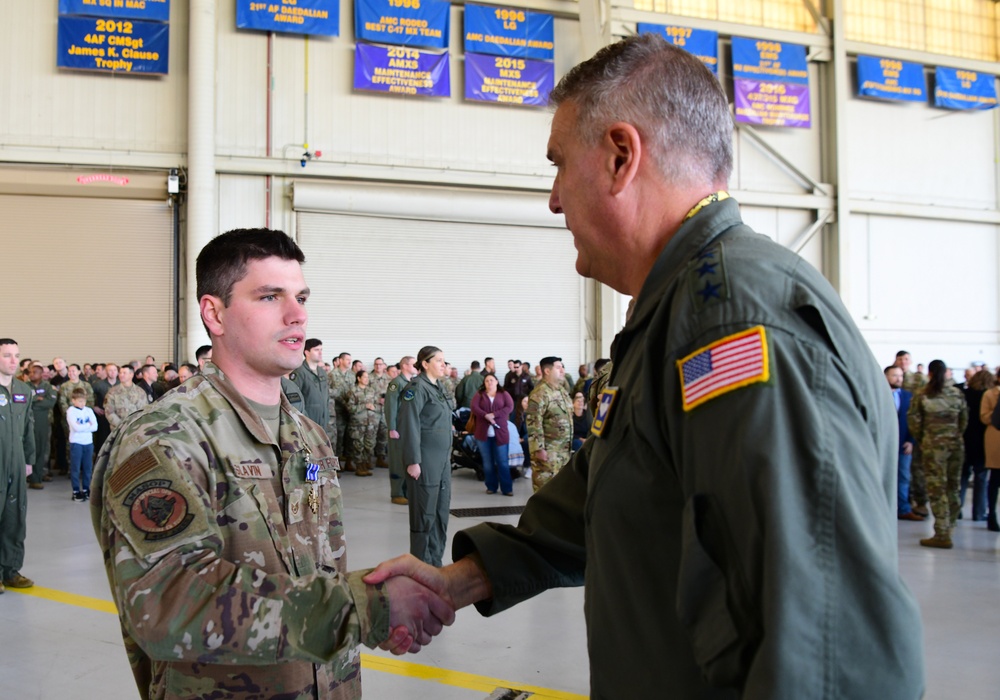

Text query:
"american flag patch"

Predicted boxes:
[[677, 326, 769, 411]]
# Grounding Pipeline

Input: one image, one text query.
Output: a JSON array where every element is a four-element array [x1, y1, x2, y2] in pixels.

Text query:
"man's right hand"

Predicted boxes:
[[379, 574, 456, 654]]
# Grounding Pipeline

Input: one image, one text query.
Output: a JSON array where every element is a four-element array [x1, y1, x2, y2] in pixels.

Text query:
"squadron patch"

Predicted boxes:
[[388, 383, 398, 392], [0, 394, 7, 407], [591, 387, 619, 437], [123, 479, 195, 541], [402, 389, 415, 401], [13, 393, 26, 403], [678, 326, 769, 411]]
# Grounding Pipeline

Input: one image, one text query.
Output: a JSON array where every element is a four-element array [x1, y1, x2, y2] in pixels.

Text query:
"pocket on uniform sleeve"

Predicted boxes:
[[675, 493, 745, 687]]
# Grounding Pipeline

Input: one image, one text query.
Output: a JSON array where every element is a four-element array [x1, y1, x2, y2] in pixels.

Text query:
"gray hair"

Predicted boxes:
[[549, 34, 733, 188]]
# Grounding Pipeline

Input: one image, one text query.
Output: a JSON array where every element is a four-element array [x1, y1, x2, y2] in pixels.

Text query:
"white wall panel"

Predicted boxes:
[[740, 205, 823, 271], [847, 92, 997, 209], [218, 174, 267, 232], [847, 213, 1000, 368], [215, 0, 269, 157], [0, 2, 187, 154]]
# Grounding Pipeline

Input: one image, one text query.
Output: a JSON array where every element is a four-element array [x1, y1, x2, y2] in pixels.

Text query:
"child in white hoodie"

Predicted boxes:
[[67, 387, 97, 501]]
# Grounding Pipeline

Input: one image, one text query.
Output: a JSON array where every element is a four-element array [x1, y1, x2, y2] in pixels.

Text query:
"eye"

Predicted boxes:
[[261, 294, 276, 301], [296, 296, 308, 305]]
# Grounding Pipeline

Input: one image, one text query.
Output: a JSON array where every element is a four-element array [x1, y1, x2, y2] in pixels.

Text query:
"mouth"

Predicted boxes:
[[280, 334, 304, 349]]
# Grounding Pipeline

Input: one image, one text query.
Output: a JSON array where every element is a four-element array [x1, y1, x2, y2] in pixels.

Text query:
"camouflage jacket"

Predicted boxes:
[[907, 384, 968, 447], [346, 384, 380, 429], [903, 371, 927, 396], [58, 379, 95, 413], [104, 384, 151, 430], [328, 369, 354, 407], [90, 363, 391, 700], [526, 381, 573, 456], [369, 372, 390, 416], [438, 375, 458, 410]]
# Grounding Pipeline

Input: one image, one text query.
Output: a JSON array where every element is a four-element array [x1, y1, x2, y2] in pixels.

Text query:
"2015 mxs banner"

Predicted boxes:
[[465, 52, 552, 106]]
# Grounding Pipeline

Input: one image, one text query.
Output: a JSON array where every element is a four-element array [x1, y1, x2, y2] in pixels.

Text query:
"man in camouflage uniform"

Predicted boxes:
[[896, 350, 930, 514], [370, 358, 391, 468], [385, 357, 416, 505], [907, 360, 968, 549], [328, 353, 354, 466], [104, 365, 149, 431], [0, 339, 36, 592], [91, 228, 452, 700], [526, 356, 572, 492], [27, 363, 58, 489], [438, 363, 458, 410]]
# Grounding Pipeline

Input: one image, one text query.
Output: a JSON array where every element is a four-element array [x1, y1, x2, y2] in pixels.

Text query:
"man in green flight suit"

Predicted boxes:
[[290, 338, 329, 430], [365, 35, 925, 700], [90, 229, 453, 700], [0, 339, 36, 592], [27, 362, 58, 489], [385, 356, 417, 505]]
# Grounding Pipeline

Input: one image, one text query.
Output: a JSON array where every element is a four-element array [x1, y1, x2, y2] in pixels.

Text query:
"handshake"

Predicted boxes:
[[363, 554, 492, 655]]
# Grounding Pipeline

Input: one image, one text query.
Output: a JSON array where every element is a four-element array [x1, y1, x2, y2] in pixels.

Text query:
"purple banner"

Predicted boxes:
[[734, 79, 810, 128], [464, 52, 553, 106], [354, 43, 450, 97]]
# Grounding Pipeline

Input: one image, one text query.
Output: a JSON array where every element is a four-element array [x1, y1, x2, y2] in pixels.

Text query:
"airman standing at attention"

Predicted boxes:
[[27, 363, 57, 489], [525, 356, 572, 492], [347, 370, 380, 477], [328, 353, 354, 467], [290, 338, 330, 431], [0, 338, 35, 592], [370, 357, 391, 468], [385, 356, 417, 505], [103, 365, 150, 431]]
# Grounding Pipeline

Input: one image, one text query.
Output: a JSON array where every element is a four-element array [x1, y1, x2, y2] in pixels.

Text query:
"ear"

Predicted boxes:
[[604, 122, 642, 196], [200, 295, 225, 338]]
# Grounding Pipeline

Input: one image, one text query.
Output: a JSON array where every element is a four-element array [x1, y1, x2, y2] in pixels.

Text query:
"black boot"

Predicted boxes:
[[987, 513, 999, 532]]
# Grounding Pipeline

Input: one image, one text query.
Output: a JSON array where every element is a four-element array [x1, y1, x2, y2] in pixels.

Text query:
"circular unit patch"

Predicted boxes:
[[127, 482, 195, 541]]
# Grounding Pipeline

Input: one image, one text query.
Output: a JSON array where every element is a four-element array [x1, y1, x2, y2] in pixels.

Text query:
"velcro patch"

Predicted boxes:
[[388, 383, 397, 392], [402, 389, 415, 401], [108, 446, 160, 496], [678, 326, 769, 411], [124, 480, 195, 541], [13, 394, 26, 403]]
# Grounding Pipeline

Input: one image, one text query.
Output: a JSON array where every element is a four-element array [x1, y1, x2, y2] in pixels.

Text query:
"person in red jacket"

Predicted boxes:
[[471, 373, 515, 496]]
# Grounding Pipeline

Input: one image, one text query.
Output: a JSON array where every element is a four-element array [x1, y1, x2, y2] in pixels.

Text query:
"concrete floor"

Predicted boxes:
[[1, 465, 997, 699]]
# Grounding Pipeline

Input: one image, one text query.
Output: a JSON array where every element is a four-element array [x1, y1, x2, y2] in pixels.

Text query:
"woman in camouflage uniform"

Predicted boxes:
[[908, 359, 968, 548], [347, 370, 380, 477]]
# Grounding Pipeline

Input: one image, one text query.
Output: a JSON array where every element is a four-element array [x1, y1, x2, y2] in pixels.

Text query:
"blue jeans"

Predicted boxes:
[[897, 451, 913, 515], [69, 443, 94, 494], [477, 437, 512, 495]]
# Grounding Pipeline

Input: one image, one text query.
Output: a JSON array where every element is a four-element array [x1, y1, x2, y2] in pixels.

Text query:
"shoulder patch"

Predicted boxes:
[[678, 325, 769, 411], [388, 383, 398, 392], [108, 446, 160, 496], [402, 389, 415, 401], [123, 479, 195, 541], [289, 372, 297, 380], [688, 244, 729, 312], [591, 387, 618, 437]]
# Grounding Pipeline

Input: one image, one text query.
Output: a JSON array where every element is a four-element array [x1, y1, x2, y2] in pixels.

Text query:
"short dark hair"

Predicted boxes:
[[470, 361, 481, 369], [338, 352, 351, 360], [484, 357, 494, 363], [181, 363, 198, 374], [895, 350, 910, 358], [1, 338, 20, 348], [196, 228, 304, 306], [305, 338, 322, 352], [594, 358, 611, 372], [539, 356, 562, 371], [164, 363, 177, 373], [884, 365, 900, 374], [140, 364, 157, 375], [195, 345, 212, 361], [69, 363, 81, 371]]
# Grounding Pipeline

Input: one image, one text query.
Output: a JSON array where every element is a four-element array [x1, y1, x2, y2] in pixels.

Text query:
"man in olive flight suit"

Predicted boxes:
[[365, 35, 925, 700], [385, 356, 416, 505], [27, 363, 57, 489], [0, 339, 36, 591]]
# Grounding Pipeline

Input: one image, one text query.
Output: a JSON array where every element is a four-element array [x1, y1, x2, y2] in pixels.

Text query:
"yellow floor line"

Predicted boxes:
[[9, 585, 586, 699]]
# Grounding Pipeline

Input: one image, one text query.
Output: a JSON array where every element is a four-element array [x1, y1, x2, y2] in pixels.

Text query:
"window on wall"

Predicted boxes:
[[845, 0, 998, 62], [629, 0, 820, 33]]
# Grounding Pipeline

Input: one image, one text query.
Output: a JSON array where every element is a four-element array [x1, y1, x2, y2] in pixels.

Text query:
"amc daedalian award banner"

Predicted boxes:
[[934, 67, 998, 110], [464, 3, 553, 60]]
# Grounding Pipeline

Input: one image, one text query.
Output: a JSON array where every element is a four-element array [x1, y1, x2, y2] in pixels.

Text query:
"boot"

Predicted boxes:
[[919, 534, 953, 549], [988, 513, 999, 532], [342, 459, 355, 472], [376, 457, 389, 468], [355, 461, 373, 477]]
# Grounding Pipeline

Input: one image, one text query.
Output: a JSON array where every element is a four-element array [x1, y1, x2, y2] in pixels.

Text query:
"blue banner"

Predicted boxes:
[[464, 4, 554, 60], [637, 23, 718, 74], [732, 37, 808, 85], [236, 0, 339, 36], [857, 56, 925, 102], [354, 43, 450, 97], [934, 67, 998, 110], [57, 15, 169, 74], [59, 0, 171, 22], [465, 52, 553, 106], [355, 0, 449, 50]]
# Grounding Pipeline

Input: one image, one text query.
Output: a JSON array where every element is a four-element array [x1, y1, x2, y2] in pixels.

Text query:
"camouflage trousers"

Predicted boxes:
[[910, 444, 927, 507], [326, 398, 339, 458], [531, 450, 570, 493], [923, 440, 964, 536], [348, 420, 377, 465], [375, 416, 388, 462]]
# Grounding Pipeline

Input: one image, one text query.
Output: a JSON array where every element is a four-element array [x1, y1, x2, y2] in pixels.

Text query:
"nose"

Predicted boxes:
[[286, 297, 307, 325], [548, 176, 562, 214]]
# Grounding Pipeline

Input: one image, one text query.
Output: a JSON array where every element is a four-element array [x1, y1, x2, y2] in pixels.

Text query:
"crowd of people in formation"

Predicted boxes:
[[5, 337, 613, 570], [888, 349, 1000, 548]]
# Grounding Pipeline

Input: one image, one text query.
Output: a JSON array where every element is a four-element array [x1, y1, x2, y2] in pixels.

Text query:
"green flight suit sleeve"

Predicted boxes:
[[33, 385, 58, 412], [22, 396, 36, 466], [399, 383, 426, 466], [384, 380, 401, 431]]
